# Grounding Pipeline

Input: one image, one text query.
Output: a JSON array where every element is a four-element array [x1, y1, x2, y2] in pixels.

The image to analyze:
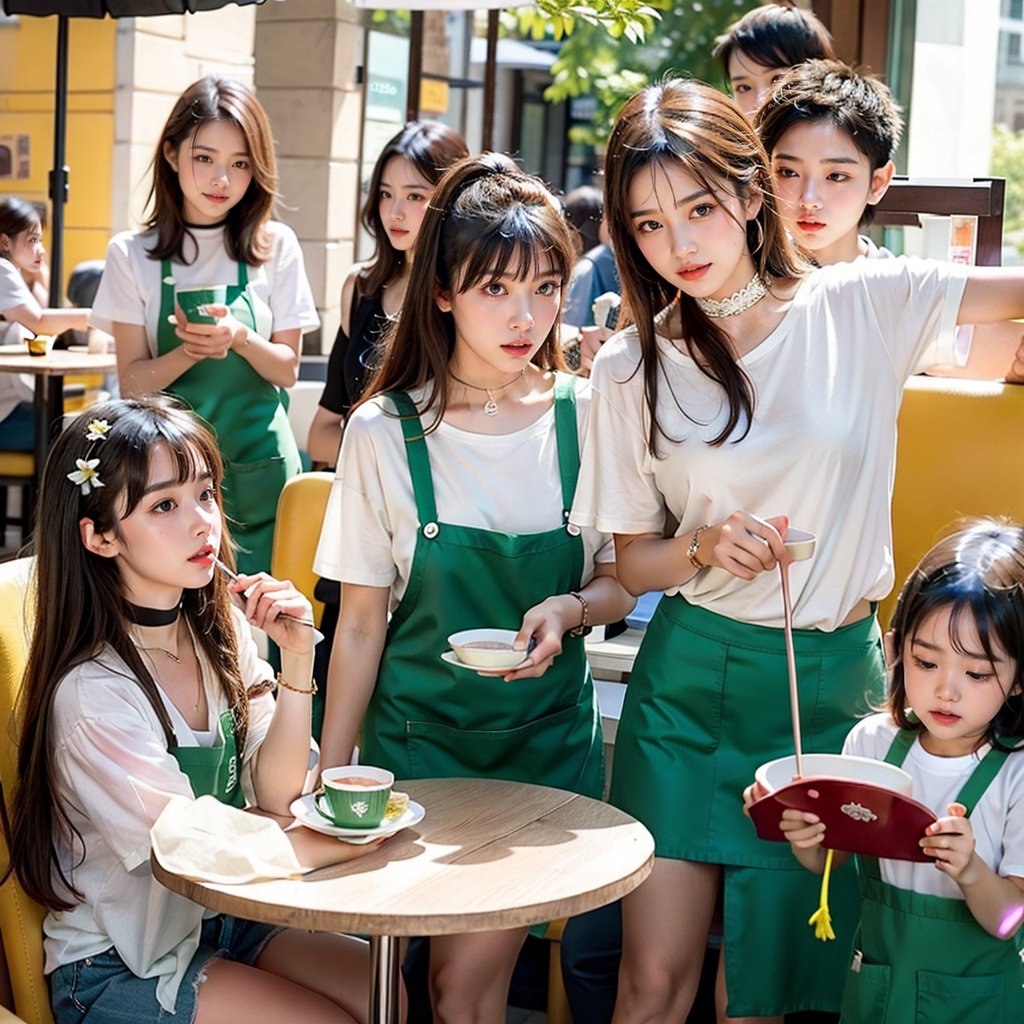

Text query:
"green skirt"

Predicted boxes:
[[609, 596, 885, 1016]]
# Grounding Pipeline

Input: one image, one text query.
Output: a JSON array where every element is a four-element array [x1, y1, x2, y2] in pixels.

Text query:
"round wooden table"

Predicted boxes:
[[153, 777, 654, 1024]]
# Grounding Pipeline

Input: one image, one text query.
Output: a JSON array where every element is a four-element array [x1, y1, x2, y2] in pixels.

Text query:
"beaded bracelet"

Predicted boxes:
[[568, 591, 591, 638], [276, 672, 317, 696], [687, 524, 711, 572]]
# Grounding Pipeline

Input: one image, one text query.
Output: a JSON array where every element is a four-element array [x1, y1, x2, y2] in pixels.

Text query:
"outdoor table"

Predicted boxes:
[[0, 344, 117, 476], [152, 776, 655, 1024]]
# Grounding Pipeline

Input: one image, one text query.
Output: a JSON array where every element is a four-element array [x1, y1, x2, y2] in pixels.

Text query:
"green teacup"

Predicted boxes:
[[316, 765, 394, 829], [176, 284, 227, 325]]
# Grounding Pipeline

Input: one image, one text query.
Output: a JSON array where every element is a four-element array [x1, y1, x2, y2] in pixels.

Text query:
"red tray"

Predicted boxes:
[[748, 776, 938, 862]]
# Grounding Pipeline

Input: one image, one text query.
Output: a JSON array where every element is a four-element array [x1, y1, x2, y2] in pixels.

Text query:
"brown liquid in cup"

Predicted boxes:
[[464, 640, 513, 650], [331, 776, 387, 788]]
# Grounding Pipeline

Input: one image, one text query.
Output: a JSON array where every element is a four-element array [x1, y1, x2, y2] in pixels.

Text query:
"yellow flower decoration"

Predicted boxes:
[[85, 419, 111, 442], [67, 458, 104, 496]]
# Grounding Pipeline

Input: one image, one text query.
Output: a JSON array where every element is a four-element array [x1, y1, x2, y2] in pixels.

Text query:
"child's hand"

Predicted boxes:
[[229, 572, 315, 655], [742, 780, 768, 817], [779, 808, 826, 849], [920, 802, 979, 883]]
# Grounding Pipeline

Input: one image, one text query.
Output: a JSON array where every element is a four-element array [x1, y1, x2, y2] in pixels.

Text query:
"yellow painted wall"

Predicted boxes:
[[0, 15, 115, 293]]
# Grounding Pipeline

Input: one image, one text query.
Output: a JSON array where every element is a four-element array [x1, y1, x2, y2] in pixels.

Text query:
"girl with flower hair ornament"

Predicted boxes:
[[6, 396, 381, 1024]]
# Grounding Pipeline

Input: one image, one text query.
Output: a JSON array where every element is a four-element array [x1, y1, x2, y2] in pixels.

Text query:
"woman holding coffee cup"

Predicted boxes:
[[91, 76, 318, 574]]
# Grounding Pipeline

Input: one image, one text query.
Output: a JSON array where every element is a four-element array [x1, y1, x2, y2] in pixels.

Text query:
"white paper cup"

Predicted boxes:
[[755, 753, 914, 796]]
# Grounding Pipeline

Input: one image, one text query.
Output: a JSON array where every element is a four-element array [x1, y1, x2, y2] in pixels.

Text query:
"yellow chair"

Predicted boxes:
[[0, 557, 52, 1024], [883, 377, 1024, 626], [270, 472, 335, 628]]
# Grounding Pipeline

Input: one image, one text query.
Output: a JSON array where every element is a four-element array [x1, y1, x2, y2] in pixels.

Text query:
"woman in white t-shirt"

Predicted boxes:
[[8, 396, 379, 1024], [569, 78, 1024, 1023], [91, 77, 319, 574], [315, 154, 634, 1023], [0, 196, 89, 450]]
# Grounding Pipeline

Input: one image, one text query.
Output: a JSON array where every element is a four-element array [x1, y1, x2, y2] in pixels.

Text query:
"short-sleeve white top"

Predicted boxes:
[[43, 607, 276, 1012], [314, 376, 615, 608], [89, 222, 319, 350], [571, 257, 968, 631], [0, 256, 35, 420], [844, 714, 1024, 899]]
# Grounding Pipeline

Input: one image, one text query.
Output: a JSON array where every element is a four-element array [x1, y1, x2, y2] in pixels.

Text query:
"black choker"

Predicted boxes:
[[125, 602, 180, 627], [183, 218, 228, 229]]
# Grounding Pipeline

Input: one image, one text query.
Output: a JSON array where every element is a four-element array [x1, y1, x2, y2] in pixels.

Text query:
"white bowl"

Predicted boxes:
[[783, 528, 816, 561], [447, 628, 526, 669], [755, 753, 913, 796]]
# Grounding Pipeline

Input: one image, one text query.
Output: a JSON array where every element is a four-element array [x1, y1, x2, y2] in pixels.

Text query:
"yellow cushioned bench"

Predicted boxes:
[[882, 376, 1024, 627]]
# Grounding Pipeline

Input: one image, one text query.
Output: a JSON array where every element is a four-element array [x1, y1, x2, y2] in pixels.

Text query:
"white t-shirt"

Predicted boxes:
[[844, 714, 1024, 899], [0, 256, 35, 421], [43, 607, 276, 1012], [90, 221, 319, 350], [314, 376, 615, 607], [571, 257, 968, 631]]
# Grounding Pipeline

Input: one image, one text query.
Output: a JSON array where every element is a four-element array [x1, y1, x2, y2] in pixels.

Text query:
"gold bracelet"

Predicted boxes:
[[687, 524, 711, 571], [568, 591, 591, 638], [275, 672, 317, 696]]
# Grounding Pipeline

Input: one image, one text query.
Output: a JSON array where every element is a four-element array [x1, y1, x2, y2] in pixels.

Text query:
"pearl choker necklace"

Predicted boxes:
[[695, 273, 771, 318]]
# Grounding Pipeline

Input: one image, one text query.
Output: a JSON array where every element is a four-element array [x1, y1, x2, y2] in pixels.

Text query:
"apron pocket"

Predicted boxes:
[[406, 701, 592, 788], [839, 958, 890, 1022], [915, 971, 1005, 1024], [222, 455, 290, 531]]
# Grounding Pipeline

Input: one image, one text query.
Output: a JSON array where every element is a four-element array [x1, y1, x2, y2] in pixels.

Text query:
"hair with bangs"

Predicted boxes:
[[6, 396, 249, 911], [146, 76, 278, 266], [360, 120, 470, 297], [0, 196, 43, 256], [360, 152, 574, 429], [887, 518, 1024, 750], [756, 59, 903, 227], [603, 77, 806, 454], [713, 2, 834, 84]]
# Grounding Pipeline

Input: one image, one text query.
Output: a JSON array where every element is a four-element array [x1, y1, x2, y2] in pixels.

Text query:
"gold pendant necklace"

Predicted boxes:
[[134, 634, 203, 710], [449, 367, 525, 416]]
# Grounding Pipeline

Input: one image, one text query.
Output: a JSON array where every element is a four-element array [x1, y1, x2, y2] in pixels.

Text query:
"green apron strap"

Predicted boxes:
[[386, 391, 438, 528], [883, 727, 916, 767], [954, 745, 1010, 815], [553, 373, 579, 514]]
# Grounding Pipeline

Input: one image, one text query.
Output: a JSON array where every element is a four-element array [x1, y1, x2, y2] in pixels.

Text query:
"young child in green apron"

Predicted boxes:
[[756, 518, 1024, 1023], [91, 76, 318, 575], [8, 397, 381, 1024], [569, 78, 1024, 1022], [315, 153, 634, 1023]]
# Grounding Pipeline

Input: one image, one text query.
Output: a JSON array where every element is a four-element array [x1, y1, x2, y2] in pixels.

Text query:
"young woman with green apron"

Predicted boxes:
[[566, 78, 1024, 1022], [316, 154, 634, 1024], [156, 260, 300, 574], [14, 394, 379, 1024], [90, 77, 318, 576]]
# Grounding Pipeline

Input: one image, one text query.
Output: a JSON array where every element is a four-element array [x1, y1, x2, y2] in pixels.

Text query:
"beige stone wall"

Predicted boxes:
[[256, 0, 364, 353], [111, 10, 257, 233]]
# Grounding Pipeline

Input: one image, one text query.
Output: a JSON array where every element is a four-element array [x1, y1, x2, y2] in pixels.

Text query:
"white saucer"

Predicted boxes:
[[290, 793, 425, 843], [440, 650, 528, 673]]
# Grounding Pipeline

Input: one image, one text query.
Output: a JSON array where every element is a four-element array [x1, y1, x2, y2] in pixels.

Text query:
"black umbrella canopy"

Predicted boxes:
[[1, 0, 267, 302]]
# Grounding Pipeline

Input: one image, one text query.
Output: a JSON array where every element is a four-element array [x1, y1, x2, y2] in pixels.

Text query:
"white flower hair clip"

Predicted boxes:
[[68, 458, 104, 496], [67, 419, 112, 495]]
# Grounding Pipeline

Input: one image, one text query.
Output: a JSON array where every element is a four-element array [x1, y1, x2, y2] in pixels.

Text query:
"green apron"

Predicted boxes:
[[841, 730, 1024, 1023], [610, 596, 882, 1016], [170, 707, 246, 808], [360, 375, 603, 798], [158, 259, 300, 575]]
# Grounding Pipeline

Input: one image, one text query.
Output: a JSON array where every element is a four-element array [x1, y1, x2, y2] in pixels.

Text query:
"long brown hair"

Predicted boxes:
[[603, 77, 805, 454], [887, 518, 1024, 751], [360, 121, 469, 298], [7, 396, 248, 911], [360, 152, 575, 429], [146, 76, 277, 266]]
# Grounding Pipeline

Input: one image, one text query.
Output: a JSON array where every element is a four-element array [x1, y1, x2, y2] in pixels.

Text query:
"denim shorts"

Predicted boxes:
[[49, 915, 281, 1024]]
